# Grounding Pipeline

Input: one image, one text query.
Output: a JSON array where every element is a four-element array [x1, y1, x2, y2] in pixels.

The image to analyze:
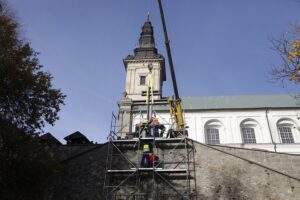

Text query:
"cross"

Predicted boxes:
[[147, 11, 150, 21]]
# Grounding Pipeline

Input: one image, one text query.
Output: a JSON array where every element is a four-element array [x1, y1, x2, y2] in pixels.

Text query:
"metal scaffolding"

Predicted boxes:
[[104, 119, 197, 200]]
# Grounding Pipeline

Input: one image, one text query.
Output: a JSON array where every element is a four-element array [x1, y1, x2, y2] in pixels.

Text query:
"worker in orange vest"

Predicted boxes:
[[150, 117, 166, 137], [150, 117, 160, 137]]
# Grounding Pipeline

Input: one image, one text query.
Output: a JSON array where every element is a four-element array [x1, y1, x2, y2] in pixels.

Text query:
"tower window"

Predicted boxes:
[[140, 76, 146, 85]]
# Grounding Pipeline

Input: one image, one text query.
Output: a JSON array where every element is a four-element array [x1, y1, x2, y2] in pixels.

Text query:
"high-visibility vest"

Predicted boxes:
[[143, 144, 150, 152]]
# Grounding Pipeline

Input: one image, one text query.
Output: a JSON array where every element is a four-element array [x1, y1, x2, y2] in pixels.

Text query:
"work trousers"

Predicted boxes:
[[141, 152, 150, 167], [151, 125, 159, 137]]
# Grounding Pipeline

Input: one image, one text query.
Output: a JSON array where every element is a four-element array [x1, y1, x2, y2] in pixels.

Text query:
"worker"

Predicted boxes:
[[148, 153, 159, 168], [134, 122, 141, 138], [140, 143, 151, 167], [150, 116, 159, 137], [140, 119, 151, 137], [158, 124, 166, 137], [150, 117, 166, 137]]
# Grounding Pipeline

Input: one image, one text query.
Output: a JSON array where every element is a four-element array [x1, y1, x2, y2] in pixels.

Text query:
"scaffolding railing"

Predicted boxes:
[[104, 112, 197, 200], [107, 112, 118, 140], [112, 108, 185, 140]]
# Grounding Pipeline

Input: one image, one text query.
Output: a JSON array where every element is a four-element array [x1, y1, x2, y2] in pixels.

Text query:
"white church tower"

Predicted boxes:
[[118, 18, 166, 138], [123, 18, 166, 100]]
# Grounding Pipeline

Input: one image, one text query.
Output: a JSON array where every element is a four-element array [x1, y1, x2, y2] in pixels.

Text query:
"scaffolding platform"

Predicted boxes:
[[111, 137, 187, 143], [108, 168, 188, 174], [103, 136, 197, 199], [110, 137, 193, 149], [104, 113, 197, 199]]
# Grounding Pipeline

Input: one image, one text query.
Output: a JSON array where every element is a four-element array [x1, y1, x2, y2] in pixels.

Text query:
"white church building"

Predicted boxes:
[[118, 19, 300, 154]]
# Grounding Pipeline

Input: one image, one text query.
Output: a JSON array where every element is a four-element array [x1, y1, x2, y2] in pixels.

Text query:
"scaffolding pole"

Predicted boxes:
[[103, 128, 197, 199]]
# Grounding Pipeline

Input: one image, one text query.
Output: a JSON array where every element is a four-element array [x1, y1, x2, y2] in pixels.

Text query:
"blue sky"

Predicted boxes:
[[8, 0, 300, 143]]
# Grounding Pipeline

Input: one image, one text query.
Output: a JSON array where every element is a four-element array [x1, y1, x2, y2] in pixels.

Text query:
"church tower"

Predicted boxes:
[[123, 18, 166, 101], [117, 18, 166, 138]]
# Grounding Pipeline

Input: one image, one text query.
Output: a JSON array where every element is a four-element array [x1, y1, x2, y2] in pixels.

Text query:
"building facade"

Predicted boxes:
[[42, 18, 300, 200], [118, 19, 300, 154]]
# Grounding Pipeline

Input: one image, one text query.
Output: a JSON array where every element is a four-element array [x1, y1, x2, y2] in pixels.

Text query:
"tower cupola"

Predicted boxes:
[[138, 20, 155, 48], [122, 17, 166, 101], [124, 18, 164, 61]]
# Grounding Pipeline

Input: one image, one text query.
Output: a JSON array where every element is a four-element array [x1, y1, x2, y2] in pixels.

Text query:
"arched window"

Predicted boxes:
[[206, 128, 220, 144], [241, 127, 256, 143], [240, 119, 258, 144], [205, 120, 222, 144], [277, 119, 295, 144]]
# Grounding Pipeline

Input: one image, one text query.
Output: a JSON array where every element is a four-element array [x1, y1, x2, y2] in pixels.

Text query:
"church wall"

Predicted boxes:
[[132, 108, 300, 153], [185, 109, 300, 145]]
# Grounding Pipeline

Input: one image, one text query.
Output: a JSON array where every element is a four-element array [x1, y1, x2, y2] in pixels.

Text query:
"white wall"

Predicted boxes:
[[132, 108, 300, 154]]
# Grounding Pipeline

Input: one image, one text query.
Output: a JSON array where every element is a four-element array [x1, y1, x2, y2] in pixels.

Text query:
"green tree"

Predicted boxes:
[[271, 26, 300, 83], [0, 0, 66, 134], [0, 1, 64, 199]]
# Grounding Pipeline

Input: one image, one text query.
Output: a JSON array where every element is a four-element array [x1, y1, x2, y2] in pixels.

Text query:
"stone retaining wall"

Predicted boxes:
[[45, 140, 300, 200]]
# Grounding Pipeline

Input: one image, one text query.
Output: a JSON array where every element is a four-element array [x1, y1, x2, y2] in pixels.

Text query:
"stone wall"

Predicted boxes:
[[45, 144, 108, 200], [45, 140, 300, 200], [210, 144, 300, 180], [194, 142, 300, 199]]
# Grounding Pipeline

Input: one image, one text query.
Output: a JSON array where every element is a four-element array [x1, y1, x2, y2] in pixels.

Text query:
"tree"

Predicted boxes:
[[0, 120, 61, 200], [0, 2, 65, 199], [0, 0, 66, 134], [270, 26, 300, 83]]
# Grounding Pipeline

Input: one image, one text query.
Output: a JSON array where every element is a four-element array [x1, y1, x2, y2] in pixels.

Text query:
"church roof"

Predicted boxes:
[[182, 94, 300, 110], [132, 94, 300, 111]]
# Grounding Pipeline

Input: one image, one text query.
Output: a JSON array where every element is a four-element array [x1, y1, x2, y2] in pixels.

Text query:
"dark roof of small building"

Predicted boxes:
[[40, 133, 62, 145], [64, 131, 90, 141]]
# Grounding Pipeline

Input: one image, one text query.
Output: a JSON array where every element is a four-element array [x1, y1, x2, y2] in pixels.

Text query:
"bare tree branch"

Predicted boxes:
[[270, 25, 300, 83]]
